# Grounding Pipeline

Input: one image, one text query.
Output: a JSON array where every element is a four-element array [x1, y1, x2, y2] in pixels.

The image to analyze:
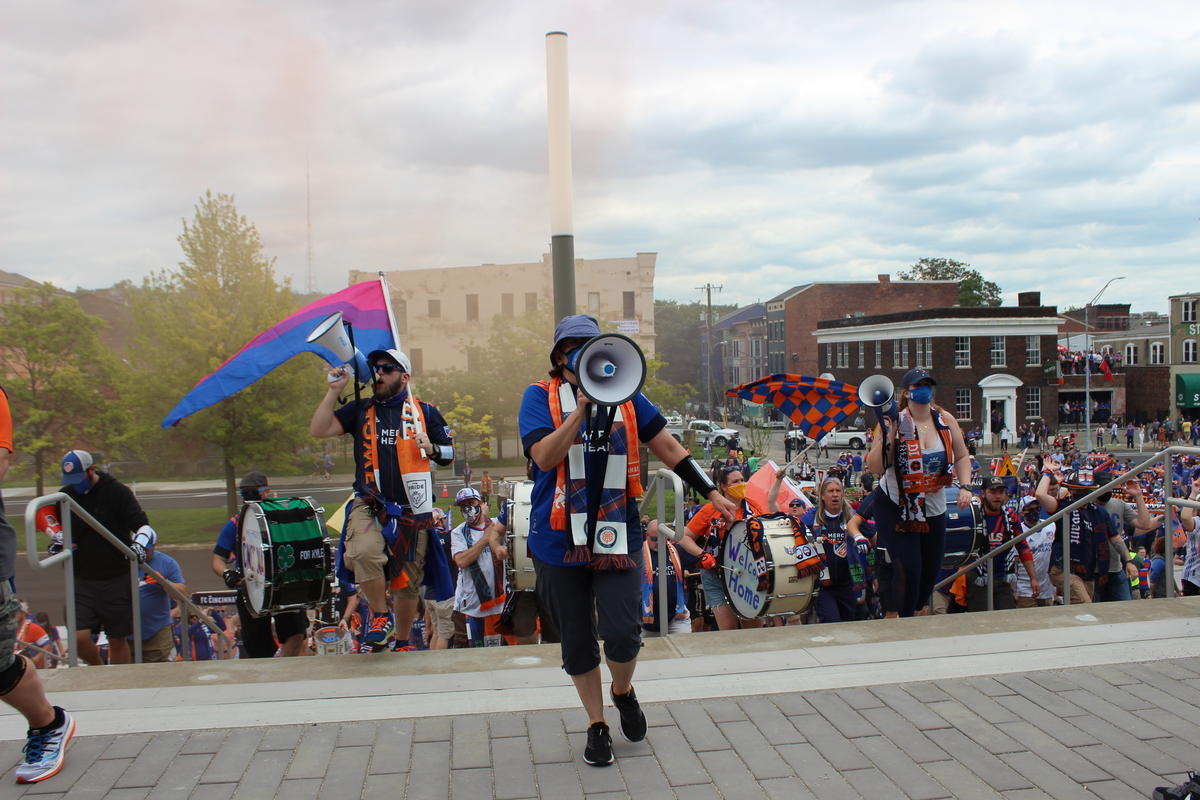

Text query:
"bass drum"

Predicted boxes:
[[238, 497, 332, 618], [504, 480, 536, 591], [941, 486, 984, 571], [719, 516, 822, 619]]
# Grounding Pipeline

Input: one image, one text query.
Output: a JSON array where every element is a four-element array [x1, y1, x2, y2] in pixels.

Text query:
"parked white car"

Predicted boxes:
[[787, 427, 870, 450], [667, 419, 739, 447]]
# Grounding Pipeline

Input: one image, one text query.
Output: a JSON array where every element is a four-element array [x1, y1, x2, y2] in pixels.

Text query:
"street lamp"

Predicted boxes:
[[1084, 276, 1125, 450]]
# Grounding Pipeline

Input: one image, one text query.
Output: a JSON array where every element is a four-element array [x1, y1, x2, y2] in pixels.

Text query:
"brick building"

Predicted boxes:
[[713, 303, 767, 388], [1169, 292, 1200, 422], [358, 252, 657, 373], [814, 297, 1061, 439], [766, 275, 958, 377]]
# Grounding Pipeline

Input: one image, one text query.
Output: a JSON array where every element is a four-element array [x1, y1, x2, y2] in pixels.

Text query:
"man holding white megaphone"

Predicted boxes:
[[519, 314, 735, 768]]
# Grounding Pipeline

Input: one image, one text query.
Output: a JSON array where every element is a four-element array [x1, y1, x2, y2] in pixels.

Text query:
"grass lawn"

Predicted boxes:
[[14, 489, 689, 551]]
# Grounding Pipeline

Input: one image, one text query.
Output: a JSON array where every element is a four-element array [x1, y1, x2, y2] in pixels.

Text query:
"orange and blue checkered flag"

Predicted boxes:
[[727, 374, 862, 439]]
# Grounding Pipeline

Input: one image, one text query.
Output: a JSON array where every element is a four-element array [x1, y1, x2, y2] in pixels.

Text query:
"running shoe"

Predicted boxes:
[[1154, 772, 1200, 800], [583, 721, 613, 767], [611, 685, 647, 742], [362, 611, 394, 651], [16, 708, 75, 783]]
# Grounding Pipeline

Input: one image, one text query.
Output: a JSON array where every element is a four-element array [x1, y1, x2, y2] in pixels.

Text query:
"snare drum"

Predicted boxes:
[[238, 497, 332, 618], [504, 480, 536, 591], [719, 516, 821, 618], [941, 487, 984, 571]]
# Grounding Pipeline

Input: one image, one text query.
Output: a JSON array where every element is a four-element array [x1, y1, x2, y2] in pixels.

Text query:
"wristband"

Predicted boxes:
[[674, 456, 718, 498]]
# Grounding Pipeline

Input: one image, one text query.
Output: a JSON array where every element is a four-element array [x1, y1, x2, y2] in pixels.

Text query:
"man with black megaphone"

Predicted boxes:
[[519, 314, 735, 768], [863, 368, 973, 619]]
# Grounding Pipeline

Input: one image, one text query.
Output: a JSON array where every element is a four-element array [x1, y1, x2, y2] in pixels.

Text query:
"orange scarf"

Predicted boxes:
[[361, 396, 433, 513], [542, 378, 643, 568]]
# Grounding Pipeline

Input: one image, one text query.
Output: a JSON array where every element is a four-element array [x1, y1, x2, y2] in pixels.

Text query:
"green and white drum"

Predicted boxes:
[[238, 497, 333, 618]]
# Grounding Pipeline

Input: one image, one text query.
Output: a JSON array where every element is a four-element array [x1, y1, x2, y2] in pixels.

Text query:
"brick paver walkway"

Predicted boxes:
[[4, 657, 1199, 799]]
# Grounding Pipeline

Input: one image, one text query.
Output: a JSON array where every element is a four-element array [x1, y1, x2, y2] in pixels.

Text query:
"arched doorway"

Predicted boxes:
[[979, 374, 1023, 444]]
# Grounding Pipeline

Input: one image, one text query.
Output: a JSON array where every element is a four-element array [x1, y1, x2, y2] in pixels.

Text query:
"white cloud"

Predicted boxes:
[[0, 0, 1197, 316]]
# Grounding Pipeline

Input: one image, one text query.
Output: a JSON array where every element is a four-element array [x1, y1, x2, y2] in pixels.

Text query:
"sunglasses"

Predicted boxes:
[[372, 363, 404, 375]]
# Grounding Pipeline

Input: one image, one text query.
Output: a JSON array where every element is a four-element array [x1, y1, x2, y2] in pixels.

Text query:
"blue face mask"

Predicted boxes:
[[909, 385, 934, 405]]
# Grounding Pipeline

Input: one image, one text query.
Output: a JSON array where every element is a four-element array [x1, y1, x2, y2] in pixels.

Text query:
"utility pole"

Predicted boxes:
[[698, 283, 722, 420]]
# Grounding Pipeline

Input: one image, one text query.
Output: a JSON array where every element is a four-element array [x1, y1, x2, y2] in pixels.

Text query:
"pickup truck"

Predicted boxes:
[[786, 427, 870, 450], [666, 419, 739, 447]]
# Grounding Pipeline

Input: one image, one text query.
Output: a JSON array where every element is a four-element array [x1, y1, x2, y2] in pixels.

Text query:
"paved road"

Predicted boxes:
[[3, 657, 1197, 798]]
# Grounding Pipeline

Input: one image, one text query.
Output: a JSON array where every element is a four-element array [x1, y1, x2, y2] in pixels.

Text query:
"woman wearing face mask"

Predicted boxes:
[[865, 368, 972, 618], [685, 466, 768, 631]]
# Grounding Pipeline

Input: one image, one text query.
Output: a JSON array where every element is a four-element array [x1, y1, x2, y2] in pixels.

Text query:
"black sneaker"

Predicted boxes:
[[1154, 771, 1200, 800], [611, 686, 647, 743], [583, 722, 614, 766]]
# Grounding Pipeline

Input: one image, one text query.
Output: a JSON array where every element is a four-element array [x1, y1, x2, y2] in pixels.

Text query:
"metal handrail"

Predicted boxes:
[[24, 492, 227, 666], [640, 469, 687, 638], [934, 446, 1200, 607]]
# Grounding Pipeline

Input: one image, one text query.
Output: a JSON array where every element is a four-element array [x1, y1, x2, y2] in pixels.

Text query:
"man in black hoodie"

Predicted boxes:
[[58, 450, 155, 665]]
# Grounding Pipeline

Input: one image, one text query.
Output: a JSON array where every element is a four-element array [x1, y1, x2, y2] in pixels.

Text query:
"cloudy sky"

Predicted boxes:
[[2, 1, 1198, 313]]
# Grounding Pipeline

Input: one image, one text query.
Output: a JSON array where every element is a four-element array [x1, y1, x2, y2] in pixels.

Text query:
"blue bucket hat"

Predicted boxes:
[[551, 314, 601, 365]]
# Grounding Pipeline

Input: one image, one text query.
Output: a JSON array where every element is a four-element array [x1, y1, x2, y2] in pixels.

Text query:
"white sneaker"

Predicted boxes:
[[15, 708, 75, 783]]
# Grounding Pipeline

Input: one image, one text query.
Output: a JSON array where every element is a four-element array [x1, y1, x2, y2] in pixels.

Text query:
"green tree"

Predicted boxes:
[[0, 283, 130, 492], [898, 258, 1002, 307], [653, 299, 738, 391], [441, 393, 494, 464], [641, 354, 695, 416], [128, 191, 323, 514]]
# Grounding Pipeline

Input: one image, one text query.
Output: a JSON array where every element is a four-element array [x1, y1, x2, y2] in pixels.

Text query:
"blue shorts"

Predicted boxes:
[[700, 568, 728, 609]]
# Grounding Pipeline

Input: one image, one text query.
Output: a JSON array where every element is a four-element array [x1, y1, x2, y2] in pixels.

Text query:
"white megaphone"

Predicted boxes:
[[857, 374, 897, 423], [570, 333, 647, 406], [306, 311, 371, 383]]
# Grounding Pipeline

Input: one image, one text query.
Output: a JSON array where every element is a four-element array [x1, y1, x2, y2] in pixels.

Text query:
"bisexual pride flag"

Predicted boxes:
[[727, 374, 861, 440], [162, 278, 396, 428]]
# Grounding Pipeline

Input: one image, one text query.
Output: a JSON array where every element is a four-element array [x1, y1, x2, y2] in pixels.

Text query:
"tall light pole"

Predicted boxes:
[[1084, 276, 1125, 450]]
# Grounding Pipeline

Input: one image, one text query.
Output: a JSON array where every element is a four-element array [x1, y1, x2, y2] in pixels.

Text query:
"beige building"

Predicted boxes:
[[354, 253, 657, 373]]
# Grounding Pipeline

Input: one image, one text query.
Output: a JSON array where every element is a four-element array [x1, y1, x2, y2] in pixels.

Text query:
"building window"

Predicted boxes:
[[857, 342, 865, 369], [428, 299, 441, 319], [917, 337, 933, 368], [1151, 342, 1165, 364], [894, 339, 908, 369], [623, 291, 636, 318], [466, 294, 479, 322], [825, 344, 832, 369], [525, 292, 538, 314], [1184, 299, 1198, 323], [1185, 340, 1198, 363], [836, 342, 849, 368], [955, 388, 971, 420], [1025, 335, 1040, 367], [588, 292, 601, 312], [410, 348, 424, 373], [501, 293, 513, 317], [395, 300, 407, 334], [1025, 386, 1041, 419], [954, 336, 970, 367], [990, 336, 1006, 367], [874, 340, 882, 369], [1124, 343, 1138, 365], [731, 339, 741, 358]]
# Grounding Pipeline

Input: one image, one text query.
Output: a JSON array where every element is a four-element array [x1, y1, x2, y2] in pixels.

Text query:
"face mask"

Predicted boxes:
[[463, 506, 480, 523], [725, 483, 747, 501], [909, 385, 934, 405]]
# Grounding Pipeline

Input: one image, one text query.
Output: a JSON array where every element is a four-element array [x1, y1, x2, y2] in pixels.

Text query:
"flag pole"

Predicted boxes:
[[378, 271, 401, 348], [377, 272, 425, 437]]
